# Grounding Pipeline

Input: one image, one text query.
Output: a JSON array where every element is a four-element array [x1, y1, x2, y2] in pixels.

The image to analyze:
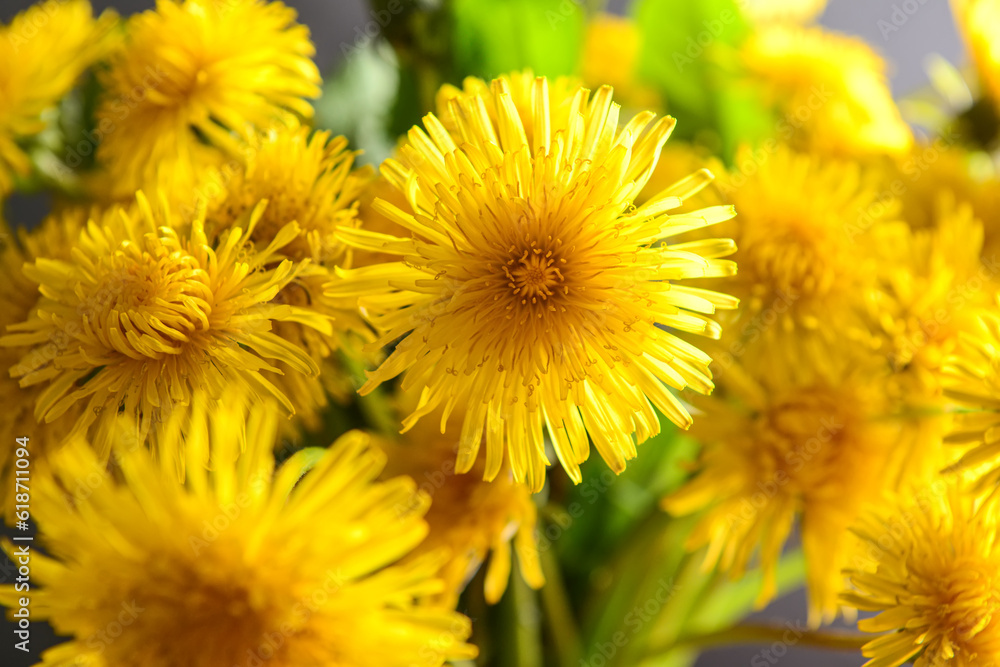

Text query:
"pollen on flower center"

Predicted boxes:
[[506, 250, 565, 300], [88, 244, 212, 359]]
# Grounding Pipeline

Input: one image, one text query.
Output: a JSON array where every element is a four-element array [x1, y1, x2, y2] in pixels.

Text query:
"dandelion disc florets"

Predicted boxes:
[[330, 74, 738, 491], [0, 194, 329, 458], [844, 481, 1000, 667]]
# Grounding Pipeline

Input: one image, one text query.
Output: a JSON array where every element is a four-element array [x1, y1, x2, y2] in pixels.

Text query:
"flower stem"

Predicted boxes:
[[670, 623, 869, 653], [539, 547, 584, 667]]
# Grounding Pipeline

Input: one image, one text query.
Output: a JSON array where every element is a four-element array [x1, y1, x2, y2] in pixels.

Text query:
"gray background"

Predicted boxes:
[[0, 1, 965, 666]]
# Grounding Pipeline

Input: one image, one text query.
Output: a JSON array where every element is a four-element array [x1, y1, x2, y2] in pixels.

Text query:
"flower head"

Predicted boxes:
[[843, 481, 1000, 667], [0, 193, 328, 459], [711, 143, 897, 379], [206, 123, 371, 265], [0, 397, 477, 667], [0, 211, 90, 521], [196, 122, 375, 435], [581, 14, 661, 109], [95, 0, 320, 199], [379, 391, 543, 606], [742, 25, 912, 156], [942, 308, 1000, 488], [0, 0, 118, 194], [953, 0, 1000, 111], [664, 361, 906, 625], [329, 75, 738, 490]]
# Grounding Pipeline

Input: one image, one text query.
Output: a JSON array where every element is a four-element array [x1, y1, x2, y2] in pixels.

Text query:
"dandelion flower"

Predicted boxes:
[[664, 362, 904, 626], [0, 397, 477, 667], [581, 14, 661, 110], [0, 212, 90, 521], [95, 0, 321, 199], [328, 75, 738, 491], [710, 143, 897, 379], [953, 0, 1000, 110], [0, 0, 118, 194], [196, 122, 375, 433], [941, 308, 1000, 488], [742, 25, 912, 156], [0, 193, 328, 459], [379, 391, 543, 605], [843, 481, 1000, 667], [206, 123, 371, 265]]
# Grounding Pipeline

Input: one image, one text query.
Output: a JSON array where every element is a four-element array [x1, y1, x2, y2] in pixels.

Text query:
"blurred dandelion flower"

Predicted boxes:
[[953, 0, 1000, 111], [743, 25, 912, 156], [379, 391, 543, 606], [843, 481, 1000, 667], [0, 211, 89, 521], [95, 0, 320, 198], [0, 398, 477, 667], [665, 362, 904, 626], [712, 144, 898, 379], [329, 74, 738, 491], [0, 0, 118, 195], [203, 122, 375, 433]]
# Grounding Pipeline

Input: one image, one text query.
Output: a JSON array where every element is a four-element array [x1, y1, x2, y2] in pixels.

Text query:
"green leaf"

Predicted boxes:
[[632, 0, 772, 160], [451, 0, 585, 80]]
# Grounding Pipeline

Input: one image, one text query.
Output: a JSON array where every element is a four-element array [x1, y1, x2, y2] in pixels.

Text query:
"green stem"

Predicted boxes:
[[670, 624, 869, 653], [539, 548, 583, 667]]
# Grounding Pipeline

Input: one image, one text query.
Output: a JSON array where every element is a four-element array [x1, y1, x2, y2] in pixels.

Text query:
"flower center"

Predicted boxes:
[[88, 247, 213, 359], [504, 248, 565, 303]]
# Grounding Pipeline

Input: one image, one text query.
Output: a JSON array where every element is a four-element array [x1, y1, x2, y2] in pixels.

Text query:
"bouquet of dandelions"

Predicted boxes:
[[1, 0, 1000, 666]]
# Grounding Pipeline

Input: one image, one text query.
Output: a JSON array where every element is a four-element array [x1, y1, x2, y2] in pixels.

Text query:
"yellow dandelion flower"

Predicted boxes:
[[379, 391, 543, 606], [0, 211, 91, 522], [0, 0, 118, 194], [353, 171, 413, 268], [95, 0, 320, 199], [581, 14, 661, 110], [664, 362, 904, 626], [0, 397, 477, 667], [710, 143, 897, 379], [868, 199, 993, 387], [742, 25, 912, 156], [434, 69, 581, 141], [328, 75, 738, 491], [953, 0, 1000, 109], [0, 193, 329, 458], [740, 0, 827, 24], [940, 307, 1000, 488], [843, 481, 1000, 667], [206, 123, 371, 265], [198, 122, 375, 434]]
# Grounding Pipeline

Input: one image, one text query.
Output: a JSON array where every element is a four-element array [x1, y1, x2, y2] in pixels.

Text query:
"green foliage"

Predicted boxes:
[[632, 0, 773, 160], [451, 0, 585, 79]]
